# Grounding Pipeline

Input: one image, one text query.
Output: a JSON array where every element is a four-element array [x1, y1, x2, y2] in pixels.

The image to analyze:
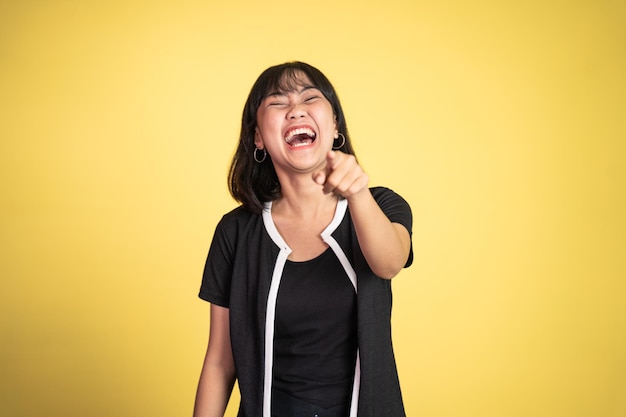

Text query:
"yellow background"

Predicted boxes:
[[1, 1, 624, 416]]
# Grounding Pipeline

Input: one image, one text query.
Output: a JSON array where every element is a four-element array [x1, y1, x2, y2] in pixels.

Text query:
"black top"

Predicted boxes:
[[273, 247, 358, 408]]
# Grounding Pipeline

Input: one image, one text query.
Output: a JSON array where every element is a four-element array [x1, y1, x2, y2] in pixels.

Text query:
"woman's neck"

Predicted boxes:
[[272, 175, 339, 220]]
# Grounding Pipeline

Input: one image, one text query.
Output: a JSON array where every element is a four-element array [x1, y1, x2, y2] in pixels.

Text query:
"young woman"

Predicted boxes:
[[194, 62, 413, 417]]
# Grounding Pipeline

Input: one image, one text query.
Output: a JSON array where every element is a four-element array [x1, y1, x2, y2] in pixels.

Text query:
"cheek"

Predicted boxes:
[[316, 109, 337, 130], [257, 111, 282, 130]]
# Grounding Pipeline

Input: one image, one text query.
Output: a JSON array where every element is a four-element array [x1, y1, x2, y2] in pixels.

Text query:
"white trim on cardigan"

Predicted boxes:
[[261, 198, 360, 417]]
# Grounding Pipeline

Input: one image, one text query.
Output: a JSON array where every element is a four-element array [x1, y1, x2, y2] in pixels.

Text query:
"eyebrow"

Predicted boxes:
[[265, 85, 319, 98]]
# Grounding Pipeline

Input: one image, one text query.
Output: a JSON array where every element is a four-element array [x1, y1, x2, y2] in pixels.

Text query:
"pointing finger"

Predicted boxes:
[[313, 170, 326, 185]]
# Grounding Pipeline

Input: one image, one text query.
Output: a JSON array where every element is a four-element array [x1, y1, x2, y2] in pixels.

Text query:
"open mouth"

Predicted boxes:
[[284, 127, 317, 147]]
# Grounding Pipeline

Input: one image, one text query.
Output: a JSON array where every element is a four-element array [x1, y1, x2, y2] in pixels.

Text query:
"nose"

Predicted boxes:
[[287, 103, 306, 119]]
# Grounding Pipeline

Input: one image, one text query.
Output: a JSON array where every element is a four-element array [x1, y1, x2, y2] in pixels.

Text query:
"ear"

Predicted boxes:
[[333, 115, 338, 138], [254, 127, 264, 149]]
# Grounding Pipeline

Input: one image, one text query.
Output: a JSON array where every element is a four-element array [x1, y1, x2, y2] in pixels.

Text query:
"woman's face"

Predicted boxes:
[[254, 72, 337, 176]]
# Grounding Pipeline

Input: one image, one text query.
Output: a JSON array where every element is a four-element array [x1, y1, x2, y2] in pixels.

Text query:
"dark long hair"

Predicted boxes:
[[228, 61, 356, 213]]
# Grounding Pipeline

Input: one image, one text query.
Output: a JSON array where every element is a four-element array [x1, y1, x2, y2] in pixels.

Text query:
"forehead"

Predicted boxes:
[[267, 70, 315, 95]]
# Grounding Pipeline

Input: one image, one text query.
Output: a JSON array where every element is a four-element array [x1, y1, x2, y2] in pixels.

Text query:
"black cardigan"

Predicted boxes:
[[200, 187, 413, 417]]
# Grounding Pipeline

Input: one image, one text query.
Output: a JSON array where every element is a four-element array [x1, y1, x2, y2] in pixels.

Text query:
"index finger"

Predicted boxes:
[[326, 150, 339, 169]]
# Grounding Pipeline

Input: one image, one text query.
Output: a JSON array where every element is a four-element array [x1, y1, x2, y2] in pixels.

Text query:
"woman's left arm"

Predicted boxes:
[[314, 151, 411, 279]]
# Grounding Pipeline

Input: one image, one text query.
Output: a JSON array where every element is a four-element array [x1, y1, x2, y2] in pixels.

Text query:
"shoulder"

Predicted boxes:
[[369, 186, 410, 207], [213, 205, 265, 242], [370, 186, 396, 198], [217, 205, 262, 227], [369, 186, 413, 230]]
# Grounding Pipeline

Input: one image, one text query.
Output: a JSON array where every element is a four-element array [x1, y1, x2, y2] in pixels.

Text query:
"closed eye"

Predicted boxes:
[[264, 91, 287, 107], [266, 98, 288, 107], [304, 95, 321, 102]]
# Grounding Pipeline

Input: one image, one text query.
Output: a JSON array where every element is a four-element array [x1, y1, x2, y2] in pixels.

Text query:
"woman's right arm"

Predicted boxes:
[[193, 304, 236, 417]]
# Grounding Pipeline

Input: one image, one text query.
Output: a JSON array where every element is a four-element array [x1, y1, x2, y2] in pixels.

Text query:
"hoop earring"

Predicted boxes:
[[254, 148, 267, 163], [333, 133, 346, 150]]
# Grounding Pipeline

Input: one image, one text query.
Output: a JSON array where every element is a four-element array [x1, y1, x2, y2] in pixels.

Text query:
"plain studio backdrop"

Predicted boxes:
[[1, 1, 624, 416]]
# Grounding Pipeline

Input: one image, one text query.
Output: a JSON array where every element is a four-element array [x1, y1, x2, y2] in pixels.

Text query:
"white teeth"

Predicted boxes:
[[284, 127, 316, 143]]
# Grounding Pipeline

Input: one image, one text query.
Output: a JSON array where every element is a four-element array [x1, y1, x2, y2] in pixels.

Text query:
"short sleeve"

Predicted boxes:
[[199, 216, 235, 307], [371, 187, 414, 267]]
